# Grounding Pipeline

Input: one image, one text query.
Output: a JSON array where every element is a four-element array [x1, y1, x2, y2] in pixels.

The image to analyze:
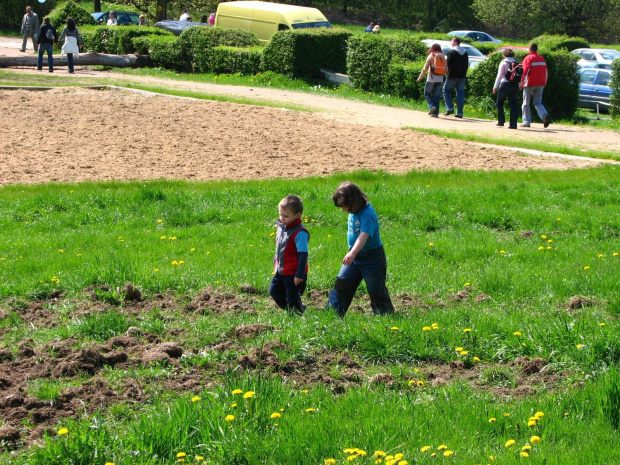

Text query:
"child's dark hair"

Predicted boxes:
[[332, 182, 368, 213], [280, 194, 303, 215]]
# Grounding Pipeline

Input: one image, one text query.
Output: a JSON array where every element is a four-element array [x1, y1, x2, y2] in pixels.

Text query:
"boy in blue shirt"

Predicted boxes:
[[269, 195, 309, 315]]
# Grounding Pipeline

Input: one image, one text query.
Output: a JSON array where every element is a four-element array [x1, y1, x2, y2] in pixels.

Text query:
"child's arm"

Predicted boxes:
[[343, 232, 369, 265], [294, 230, 309, 285]]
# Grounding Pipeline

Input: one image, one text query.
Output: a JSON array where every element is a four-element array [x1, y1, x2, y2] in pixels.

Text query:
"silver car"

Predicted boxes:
[[572, 48, 620, 70], [421, 39, 487, 69], [448, 30, 501, 44]]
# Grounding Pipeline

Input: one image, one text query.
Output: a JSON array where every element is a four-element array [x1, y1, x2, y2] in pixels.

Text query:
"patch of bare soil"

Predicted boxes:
[[0, 87, 604, 187]]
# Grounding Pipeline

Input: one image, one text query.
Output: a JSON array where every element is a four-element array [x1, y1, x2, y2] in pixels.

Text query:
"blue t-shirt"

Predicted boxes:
[[347, 203, 382, 251]]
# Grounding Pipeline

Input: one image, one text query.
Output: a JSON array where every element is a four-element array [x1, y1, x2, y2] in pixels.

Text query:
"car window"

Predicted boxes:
[[599, 51, 620, 60], [463, 46, 484, 57], [116, 13, 129, 23], [582, 51, 596, 61], [128, 13, 140, 22], [597, 73, 611, 86], [580, 70, 596, 83]]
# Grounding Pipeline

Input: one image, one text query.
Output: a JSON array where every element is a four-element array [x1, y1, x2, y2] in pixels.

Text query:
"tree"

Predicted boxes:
[[116, 0, 212, 22]]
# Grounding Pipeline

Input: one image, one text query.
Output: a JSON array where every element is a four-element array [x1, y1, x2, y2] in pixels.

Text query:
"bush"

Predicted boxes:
[[0, 0, 58, 29], [49, 0, 96, 29], [211, 46, 263, 75], [468, 49, 580, 121], [611, 59, 620, 117], [384, 61, 426, 100], [532, 34, 590, 52], [262, 28, 352, 78], [178, 26, 260, 73], [469, 42, 497, 56], [81, 26, 171, 54], [382, 34, 427, 63], [145, 35, 187, 71], [346, 34, 393, 92]]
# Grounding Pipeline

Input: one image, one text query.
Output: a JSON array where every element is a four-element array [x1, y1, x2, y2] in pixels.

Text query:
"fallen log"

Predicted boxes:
[[0, 51, 151, 68]]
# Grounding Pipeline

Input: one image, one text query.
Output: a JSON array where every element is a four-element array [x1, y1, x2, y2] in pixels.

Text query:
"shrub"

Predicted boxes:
[[470, 42, 497, 56], [262, 28, 352, 78], [0, 0, 58, 29], [145, 35, 187, 71], [611, 59, 620, 117], [382, 34, 427, 63], [346, 34, 393, 92], [384, 61, 426, 100], [81, 26, 171, 54], [49, 0, 96, 29], [178, 27, 260, 73], [211, 46, 263, 75], [531, 34, 590, 52]]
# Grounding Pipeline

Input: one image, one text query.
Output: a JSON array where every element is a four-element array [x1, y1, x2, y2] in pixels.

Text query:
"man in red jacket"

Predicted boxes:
[[519, 43, 550, 128]]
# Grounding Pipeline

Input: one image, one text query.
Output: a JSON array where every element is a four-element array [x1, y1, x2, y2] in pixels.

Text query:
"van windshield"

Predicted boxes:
[[291, 21, 332, 29]]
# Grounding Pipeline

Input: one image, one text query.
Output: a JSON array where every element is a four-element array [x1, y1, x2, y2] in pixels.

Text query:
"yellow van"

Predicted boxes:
[[215, 1, 332, 42]]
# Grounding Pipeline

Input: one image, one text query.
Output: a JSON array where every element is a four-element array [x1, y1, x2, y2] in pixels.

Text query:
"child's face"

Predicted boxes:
[[340, 206, 351, 213], [278, 205, 301, 225]]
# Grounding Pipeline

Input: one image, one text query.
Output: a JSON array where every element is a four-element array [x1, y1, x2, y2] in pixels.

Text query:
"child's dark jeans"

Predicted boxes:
[[269, 272, 307, 315]]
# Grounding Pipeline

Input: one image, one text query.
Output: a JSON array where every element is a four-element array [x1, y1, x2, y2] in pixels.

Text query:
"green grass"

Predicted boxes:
[[1, 170, 620, 463], [406, 126, 620, 161]]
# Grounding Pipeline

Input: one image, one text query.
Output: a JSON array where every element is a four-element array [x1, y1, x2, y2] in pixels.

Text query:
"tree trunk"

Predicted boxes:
[[0, 51, 151, 68], [157, 0, 168, 21], [94, 0, 102, 13]]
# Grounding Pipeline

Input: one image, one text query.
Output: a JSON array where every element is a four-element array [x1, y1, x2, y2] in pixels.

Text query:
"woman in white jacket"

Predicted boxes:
[[58, 17, 83, 74], [493, 48, 520, 129]]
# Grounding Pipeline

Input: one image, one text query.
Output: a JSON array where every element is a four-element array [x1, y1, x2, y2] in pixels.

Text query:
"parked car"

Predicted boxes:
[[154, 20, 210, 35], [448, 30, 501, 43], [91, 11, 141, 26], [421, 39, 487, 69], [572, 48, 620, 70], [494, 46, 529, 54], [578, 68, 613, 111]]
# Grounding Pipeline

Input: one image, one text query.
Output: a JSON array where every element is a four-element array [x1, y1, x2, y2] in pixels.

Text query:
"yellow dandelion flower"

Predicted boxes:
[[473, 356, 481, 362], [514, 331, 522, 336], [232, 389, 243, 395], [190, 248, 196, 252], [346, 456, 356, 462], [529, 417, 539, 422], [520, 451, 530, 457], [557, 218, 561, 221], [437, 445, 448, 450], [527, 420, 537, 427], [305, 408, 316, 413], [443, 451, 453, 457], [522, 445, 532, 452], [408, 380, 416, 386], [157, 219, 163, 223], [391, 326, 399, 331], [225, 415, 235, 422], [172, 261, 179, 266], [547, 246, 553, 250], [195, 457, 204, 461], [547, 239, 553, 243], [598, 254, 604, 258], [105, 463, 115, 465], [343, 449, 357, 454], [541, 235, 547, 239], [455, 347, 464, 352], [179, 260, 185, 265], [463, 328, 472, 333], [505, 439, 516, 447], [58, 249, 64, 253], [584, 266, 590, 270], [614, 252, 619, 256], [530, 436, 541, 444], [538, 246, 544, 250], [58, 428, 68, 435], [154, 269, 159, 272], [489, 417, 497, 423], [271, 412, 281, 419], [422, 326, 432, 331], [302, 389, 309, 394], [464, 282, 471, 286], [535, 411, 544, 418], [429, 242, 434, 246], [393, 453, 403, 460], [375, 451, 387, 457], [504, 413, 511, 417], [231, 403, 237, 408], [576, 344, 583, 349], [500, 250, 505, 254], [420, 446, 432, 453], [431, 453, 437, 457], [417, 380, 424, 387], [600, 323, 606, 327], [160, 235, 167, 239], [191, 396, 200, 402], [325, 459, 336, 465], [176, 452, 187, 458], [243, 391, 256, 399], [459, 350, 468, 356], [77, 253, 82, 257]]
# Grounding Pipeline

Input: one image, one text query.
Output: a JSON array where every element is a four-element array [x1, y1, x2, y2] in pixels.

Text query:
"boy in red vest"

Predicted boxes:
[[269, 195, 309, 315]]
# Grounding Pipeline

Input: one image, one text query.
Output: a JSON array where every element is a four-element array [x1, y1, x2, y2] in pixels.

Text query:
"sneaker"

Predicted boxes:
[[543, 114, 550, 128], [444, 109, 454, 116], [520, 123, 530, 128], [428, 107, 438, 115], [496, 123, 504, 127], [508, 126, 517, 129], [48, 70, 53, 73], [455, 114, 463, 119]]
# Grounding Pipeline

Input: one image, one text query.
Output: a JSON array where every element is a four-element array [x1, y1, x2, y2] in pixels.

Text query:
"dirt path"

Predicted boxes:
[[0, 37, 617, 185]]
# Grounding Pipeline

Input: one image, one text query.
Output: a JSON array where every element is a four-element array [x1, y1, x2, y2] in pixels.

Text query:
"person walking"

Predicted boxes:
[[493, 48, 520, 129], [520, 43, 550, 128], [417, 43, 447, 118], [442, 37, 468, 118], [58, 17, 83, 74], [20, 6, 40, 53], [36, 17, 58, 73], [326, 182, 394, 317]]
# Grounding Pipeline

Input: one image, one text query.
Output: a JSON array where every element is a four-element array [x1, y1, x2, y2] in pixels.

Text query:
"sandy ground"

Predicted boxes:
[[0, 36, 616, 185]]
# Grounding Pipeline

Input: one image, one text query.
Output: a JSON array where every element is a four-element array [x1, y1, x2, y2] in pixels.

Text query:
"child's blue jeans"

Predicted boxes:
[[326, 246, 394, 317], [269, 272, 306, 315]]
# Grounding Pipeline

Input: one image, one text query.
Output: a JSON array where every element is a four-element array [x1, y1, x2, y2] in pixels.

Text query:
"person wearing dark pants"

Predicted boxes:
[[36, 17, 58, 72], [443, 36, 468, 118], [268, 195, 309, 315], [326, 182, 394, 317], [493, 48, 520, 129], [58, 17, 83, 74]]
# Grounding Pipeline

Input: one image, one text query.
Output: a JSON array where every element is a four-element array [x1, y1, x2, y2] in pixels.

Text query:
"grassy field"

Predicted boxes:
[[1, 168, 619, 464]]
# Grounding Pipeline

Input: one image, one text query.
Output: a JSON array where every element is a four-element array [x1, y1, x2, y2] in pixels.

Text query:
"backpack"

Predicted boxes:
[[45, 26, 54, 40], [505, 61, 523, 83], [430, 54, 447, 75]]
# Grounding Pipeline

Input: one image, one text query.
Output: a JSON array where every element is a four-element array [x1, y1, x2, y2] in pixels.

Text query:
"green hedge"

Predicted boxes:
[[384, 61, 426, 100], [48, 0, 96, 29], [211, 46, 263, 75], [139, 35, 187, 71], [178, 27, 261, 73], [531, 34, 590, 51], [609, 59, 619, 117], [468, 49, 580, 121], [382, 34, 427, 63], [346, 34, 393, 92], [470, 42, 497, 56], [262, 28, 352, 78], [80, 26, 171, 54]]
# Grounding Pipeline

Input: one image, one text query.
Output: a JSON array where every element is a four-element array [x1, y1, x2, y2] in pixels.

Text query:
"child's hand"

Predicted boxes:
[[294, 277, 304, 286], [342, 251, 356, 265]]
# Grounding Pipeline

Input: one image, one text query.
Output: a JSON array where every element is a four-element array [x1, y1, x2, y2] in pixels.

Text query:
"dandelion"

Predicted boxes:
[[431, 453, 437, 457], [547, 246, 553, 250], [225, 415, 235, 422], [530, 436, 541, 444], [541, 235, 547, 239], [393, 453, 403, 460], [176, 453, 187, 458], [328, 234, 333, 238], [547, 239, 553, 243], [557, 218, 561, 221], [77, 253, 82, 257], [614, 252, 619, 257], [423, 326, 432, 331], [437, 445, 448, 450], [522, 445, 532, 452], [172, 260, 179, 266], [105, 462, 115, 465], [443, 451, 453, 457], [391, 326, 399, 331], [305, 408, 316, 413], [429, 242, 434, 246], [191, 396, 200, 402], [375, 451, 387, 458], [58, 249, 64, 253], [520, 451, 530, 457], [302, 389, 309, 394], [505, 439, 516, 447], [600, 323, 606, 327], [179, 260, 185, 265], [464, 282, 471, 286], [417, 380, 424, 387], [455, 347, 464, 352], [408, 380, 417, 386], [325, 459, 336, 465], [157, 219, 163, 223], [169, 236, 177, 241], [514, 331, 522, 336], [489, 418, 497, 423], [500, 250, 505, 254], [598, 254, 604, 258], [232, 389, 243, 395], [463, 328, 472, 333], [190, 248, 196, 252], [473, 357, 481, 362], [584, 266, 590, 270], [231, 403, 237, 408], [420, 446, 432, 453], [271, 412, 282, 419], [154, 268, 159, 272], [535, 411, 544, 418], [243, 391, 256, 399], [538, 246, 544, 251], [504, 413, 511, 417], [528, 420, 537, 427], [459, 350, 468, 356], [576, 344, 583, 349], [195, 457, 204, 461], [58, 428, 68, 435], [161, 235, 167, 239]]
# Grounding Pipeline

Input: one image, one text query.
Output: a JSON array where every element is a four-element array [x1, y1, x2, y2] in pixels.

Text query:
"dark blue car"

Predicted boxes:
[[578, 69, 613, 112], [91, 11, 141, 26]]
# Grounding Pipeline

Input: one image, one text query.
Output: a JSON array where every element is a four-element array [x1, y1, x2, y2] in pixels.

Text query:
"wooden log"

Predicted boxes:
[[0, 51, 151, 68]]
